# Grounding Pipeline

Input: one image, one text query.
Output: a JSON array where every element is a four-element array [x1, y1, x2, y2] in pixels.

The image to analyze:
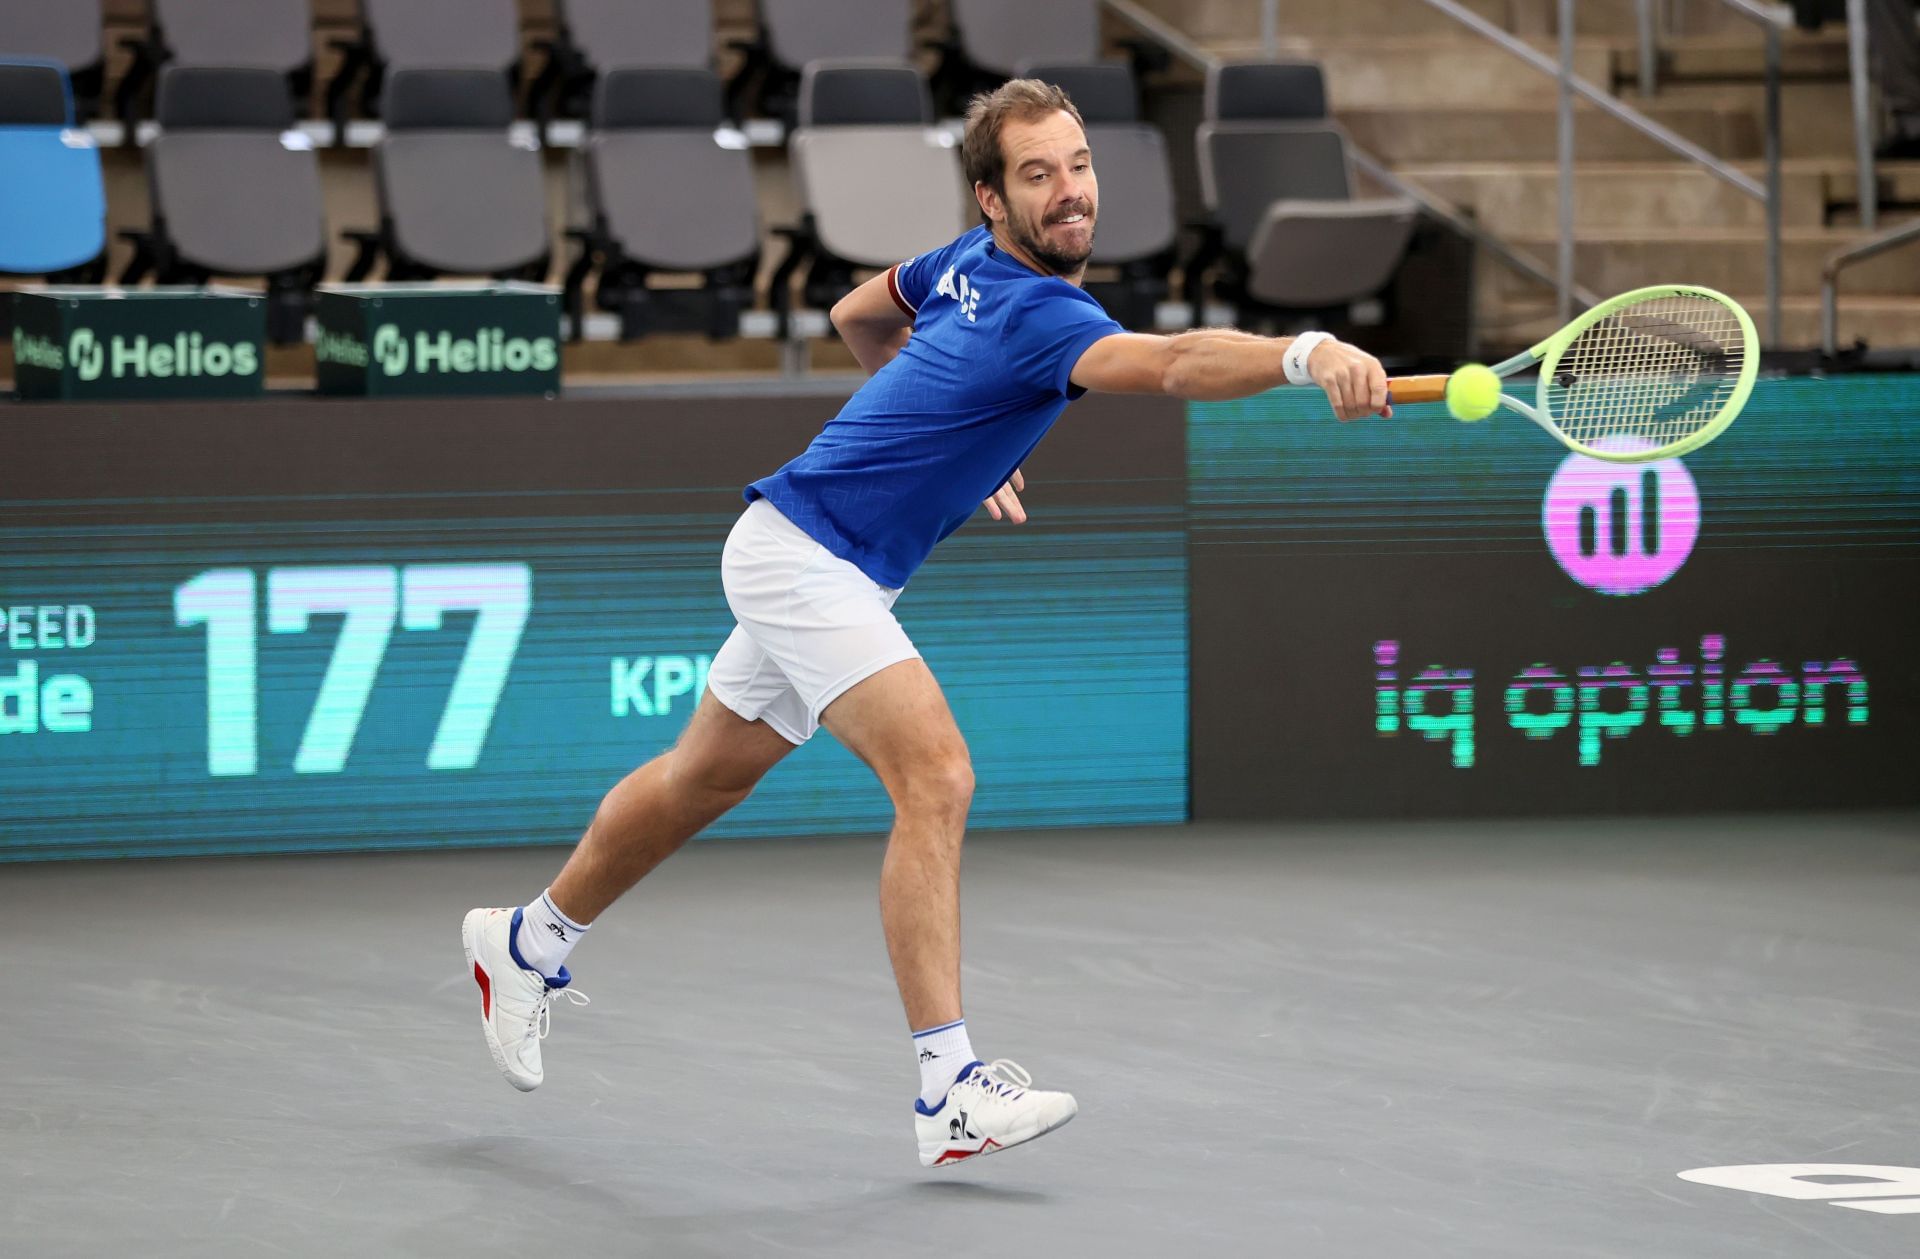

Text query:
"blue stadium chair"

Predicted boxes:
[[0, 60, 107, 279]]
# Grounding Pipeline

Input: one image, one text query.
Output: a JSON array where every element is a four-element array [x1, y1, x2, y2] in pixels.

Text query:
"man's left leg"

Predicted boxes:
[[463, 688, 797, 1092]]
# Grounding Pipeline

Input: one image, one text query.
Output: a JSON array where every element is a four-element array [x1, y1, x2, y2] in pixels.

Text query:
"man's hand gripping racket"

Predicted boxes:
[[1378, 284, 1759, 462]]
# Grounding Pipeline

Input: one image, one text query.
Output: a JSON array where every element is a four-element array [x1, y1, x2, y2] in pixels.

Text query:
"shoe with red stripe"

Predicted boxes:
[[461, 906, 589, 1092], [915, 1059, 1077, 1167]]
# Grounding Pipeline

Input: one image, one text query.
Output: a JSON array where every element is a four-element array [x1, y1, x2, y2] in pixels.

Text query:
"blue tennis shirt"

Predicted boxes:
[[746, 225, 1124, 588]]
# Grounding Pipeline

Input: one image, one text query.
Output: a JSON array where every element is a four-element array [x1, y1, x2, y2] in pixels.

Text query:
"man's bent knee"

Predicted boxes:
[[895, 750, 974, 819], [664, 692, 793, 803], [662, 743, 765, 809]]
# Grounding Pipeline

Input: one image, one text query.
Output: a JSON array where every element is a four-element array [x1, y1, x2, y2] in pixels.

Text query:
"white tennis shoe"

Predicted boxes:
[[915, 1059, 1078, 1167], [461, 906, 588, 1092]]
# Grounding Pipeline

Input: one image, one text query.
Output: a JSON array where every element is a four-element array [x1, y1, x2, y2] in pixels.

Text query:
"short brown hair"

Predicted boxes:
[[961, 78, 1085, 199]]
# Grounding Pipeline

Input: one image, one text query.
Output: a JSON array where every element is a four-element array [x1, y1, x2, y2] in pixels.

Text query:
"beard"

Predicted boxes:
[[1009, 197, 1096, 276]]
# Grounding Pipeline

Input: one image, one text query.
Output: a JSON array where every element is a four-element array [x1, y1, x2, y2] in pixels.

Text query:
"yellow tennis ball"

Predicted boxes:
[[1445, 364, 1501, 422]]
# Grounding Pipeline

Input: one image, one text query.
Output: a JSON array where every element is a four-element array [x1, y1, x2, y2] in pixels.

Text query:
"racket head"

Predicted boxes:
[[1531, 285, 1759, 463]]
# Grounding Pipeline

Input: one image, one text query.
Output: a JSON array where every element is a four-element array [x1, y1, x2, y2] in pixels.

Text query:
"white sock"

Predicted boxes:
[[514, 888, 590, 980], [913, 1019, 977, 1108]]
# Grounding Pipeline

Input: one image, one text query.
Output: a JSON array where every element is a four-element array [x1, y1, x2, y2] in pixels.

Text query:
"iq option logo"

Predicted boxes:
[[1542, 448, 1700, 595]]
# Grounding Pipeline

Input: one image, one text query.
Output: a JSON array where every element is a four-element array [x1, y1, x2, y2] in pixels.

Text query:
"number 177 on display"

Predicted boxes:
[[174, 564, 531, 777]]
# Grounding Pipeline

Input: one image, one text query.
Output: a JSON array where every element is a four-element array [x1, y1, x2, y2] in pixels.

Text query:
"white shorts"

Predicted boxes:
[[707, 498, 921, 745]]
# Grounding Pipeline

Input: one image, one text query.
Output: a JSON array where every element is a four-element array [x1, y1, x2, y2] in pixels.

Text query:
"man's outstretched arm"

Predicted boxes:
[[1070, 330, 1391, 421]]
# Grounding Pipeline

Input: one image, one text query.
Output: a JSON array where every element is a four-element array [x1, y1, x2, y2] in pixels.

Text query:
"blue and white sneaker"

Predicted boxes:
[[915, 1059, 1078, 1167], [461, 906, 589, 1092]]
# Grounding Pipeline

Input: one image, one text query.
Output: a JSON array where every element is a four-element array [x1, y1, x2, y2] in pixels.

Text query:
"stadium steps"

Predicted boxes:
[[1615, 30, 1854, 81], [1140, 0, 1779, 40], [1626, 81, 1863, 156], [1483, 225, 1920, 299], [1144, 0, 1898, 354], [1342, 100, 1774, 162], [1388, 159, 1920, 233], [1195, 37, 1618, 107], [1196, 28, 1849, 84]]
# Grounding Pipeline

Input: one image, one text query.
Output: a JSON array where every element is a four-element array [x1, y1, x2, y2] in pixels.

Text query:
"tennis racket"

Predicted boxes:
[[1384, 284, 1759, 463]]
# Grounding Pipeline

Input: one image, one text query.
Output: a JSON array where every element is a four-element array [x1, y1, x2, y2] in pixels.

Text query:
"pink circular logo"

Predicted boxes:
[[1541, 443, 1700, 596]]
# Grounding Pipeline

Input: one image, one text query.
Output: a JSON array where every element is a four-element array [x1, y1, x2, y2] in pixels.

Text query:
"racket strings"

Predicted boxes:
[[1544, 295, 1745, 453]]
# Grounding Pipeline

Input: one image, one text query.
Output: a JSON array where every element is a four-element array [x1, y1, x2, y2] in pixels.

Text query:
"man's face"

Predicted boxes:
[[982, 110, 1098, 277]]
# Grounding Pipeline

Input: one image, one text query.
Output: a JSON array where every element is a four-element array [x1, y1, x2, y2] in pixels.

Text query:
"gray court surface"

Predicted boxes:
[[4, 813, 1917, 1258]]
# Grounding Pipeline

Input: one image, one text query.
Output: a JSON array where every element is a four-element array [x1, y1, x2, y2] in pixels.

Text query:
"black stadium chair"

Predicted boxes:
[[565, 68, 759, 341], [0, 0, 104, 121], [345, 69, 550, 284], [932, 0, 1165, 116], [1022, 61, 1177, 330], [954, 0, 1100, 77], [530, 0, 715, 138], [1187, 61, 1417, 325], [115, 0, 315, 140], [771, 62, 970, 334], [326, 0, 521, 141], [728, 0, 912, 126], [119, 66, 326, 344], [1205, 59, 1327, 123]]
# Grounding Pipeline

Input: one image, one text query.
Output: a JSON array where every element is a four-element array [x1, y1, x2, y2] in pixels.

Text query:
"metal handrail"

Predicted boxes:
[[1412, 0, 1784, 346], [1636, 0, 1659, 97], [1641, 0, 1876, 230], [1847, 0, 1879, 228], [1821, 218, 1920, 355], [1099, 0, 1603, 316]]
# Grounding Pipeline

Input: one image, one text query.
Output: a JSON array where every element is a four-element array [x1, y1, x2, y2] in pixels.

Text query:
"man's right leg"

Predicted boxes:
[[464, 689, 796, 1091], [820, 660, 1079, 1166]]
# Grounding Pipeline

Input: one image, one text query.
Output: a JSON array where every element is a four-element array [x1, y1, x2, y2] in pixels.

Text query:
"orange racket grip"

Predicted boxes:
[[1385, 374, 1450, 405]]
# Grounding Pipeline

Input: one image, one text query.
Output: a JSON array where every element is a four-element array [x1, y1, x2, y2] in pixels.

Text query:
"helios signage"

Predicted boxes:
[[314, 283, 562, 398], [10, 287, 265, 401]]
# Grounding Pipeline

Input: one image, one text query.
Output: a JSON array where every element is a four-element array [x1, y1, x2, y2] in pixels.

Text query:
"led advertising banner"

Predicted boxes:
[[1189, 374, 1920, 818], [0, 393, 1186, 861]]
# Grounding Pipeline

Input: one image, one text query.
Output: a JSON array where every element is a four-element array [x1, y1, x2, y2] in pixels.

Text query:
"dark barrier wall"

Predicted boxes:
[[0, 392, 1187, 860], [1190, 374, 1920, 818]]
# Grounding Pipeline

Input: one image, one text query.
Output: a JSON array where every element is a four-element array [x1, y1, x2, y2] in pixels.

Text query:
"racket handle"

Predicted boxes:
[[1384, 374, 1450, 405]]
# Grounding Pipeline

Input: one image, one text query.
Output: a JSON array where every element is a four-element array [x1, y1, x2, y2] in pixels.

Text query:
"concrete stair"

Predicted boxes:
[[1131, 0, 1768, 41], [1631, 82, 1863, 157], [1482, 226, 1920, 299], [1286, 38, 1618, 108], [1389, 159, 1920, 233], [1618, 30, 1854, 80], [1340, 99, 1770, 161]]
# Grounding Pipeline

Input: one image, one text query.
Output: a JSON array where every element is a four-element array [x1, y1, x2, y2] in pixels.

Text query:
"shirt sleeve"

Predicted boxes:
[[1005, 285, 1127, 399], [890, 243, 951, 316]]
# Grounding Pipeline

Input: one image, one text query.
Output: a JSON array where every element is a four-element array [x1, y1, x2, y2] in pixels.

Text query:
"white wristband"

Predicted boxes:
[[1283, 331, 1334, 386]]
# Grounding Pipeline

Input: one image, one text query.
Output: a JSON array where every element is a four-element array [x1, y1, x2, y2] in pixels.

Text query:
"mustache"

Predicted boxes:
[[1045, 200, 1093, 225]]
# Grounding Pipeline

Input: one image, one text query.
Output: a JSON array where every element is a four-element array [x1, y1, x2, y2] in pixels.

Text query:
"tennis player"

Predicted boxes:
[[464, 79, 1390, 1167]]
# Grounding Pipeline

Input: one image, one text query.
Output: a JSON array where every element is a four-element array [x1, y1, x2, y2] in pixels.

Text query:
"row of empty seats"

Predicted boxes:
[[0, 57, 1417, 346], [0, 0, 1120, 134]]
